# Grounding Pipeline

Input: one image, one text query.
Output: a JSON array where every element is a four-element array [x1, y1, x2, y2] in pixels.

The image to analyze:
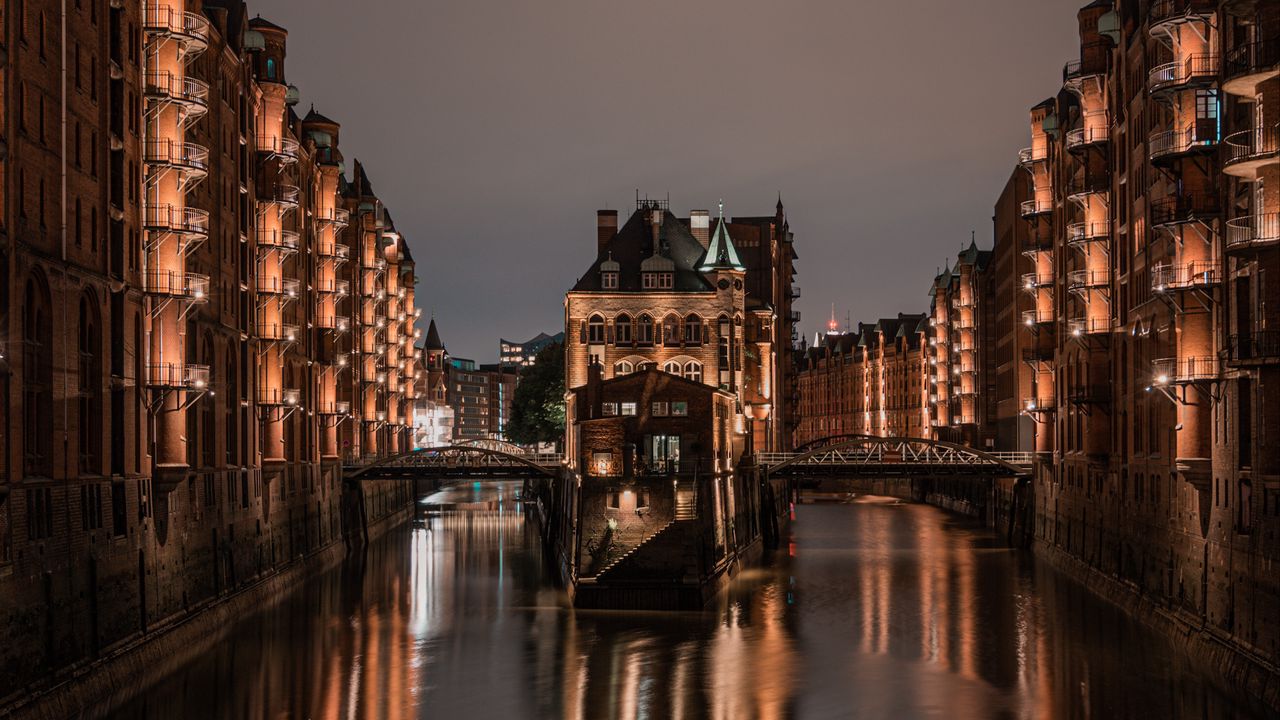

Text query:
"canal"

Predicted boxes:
[[107, 480, 1263, 719]]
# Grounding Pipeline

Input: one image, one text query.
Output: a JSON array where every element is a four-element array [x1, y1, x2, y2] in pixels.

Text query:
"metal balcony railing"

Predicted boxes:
[[1149, 124, 1219, 161], [1018, 146, 1048, 166], [256, 136, 300, 161], [1151, 356, 1217, 385], [1226, 213, 1280, 252], [1227, 331, 1280, 365], [1021, 272, 1053, 292], [1223, 125, 1279, 177], [143, 139, 209, 176], [1066, 125, 1110, 151], [1067, 317, 1110, 336], [143, 71, 209, 115], [1020, 199, 1053, 218], [1022, 309, 1055, 327], [258, 387, 302, 406], [1067, 222, 1110, 250], [256, 276, 300, 297], [256, 228, 300, 253], [1224, 39, 1280, 93], [142, 4, 210, 50], [256, 321, 300, 342], [259, 184, 300, 208], [1149, 0, 1219, 26], [1151, 193, 1219, 226], [144, 204, 210, 237], [1148, 54, 1219, 94], [146, 362, 209, 389], [144, 269, 209, 300], [318, 400, 351, 416], [317, 242, 351, 261], [1151, 261, 1220, 292], [1067, 269, 1109, 291]]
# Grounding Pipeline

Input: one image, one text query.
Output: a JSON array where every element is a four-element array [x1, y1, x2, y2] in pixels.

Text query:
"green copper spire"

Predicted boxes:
[[699, 200, 746, 272]]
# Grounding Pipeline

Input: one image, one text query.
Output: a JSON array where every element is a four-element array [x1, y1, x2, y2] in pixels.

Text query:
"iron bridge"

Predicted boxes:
[[345, 440, 562, 481], [757, 435, 1032, 478]]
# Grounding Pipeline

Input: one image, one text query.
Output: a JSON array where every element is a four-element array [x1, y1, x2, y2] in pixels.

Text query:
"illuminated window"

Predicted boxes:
[[615, 314, 632, 345], [684, 314, 702, 345], [636, 314, 654, 346], [672, 402, 688, 417], [683, 361, 702, 383], [587, 314, 605, 344], [614, 360, 634, 376], [621, 402, 638, 416]]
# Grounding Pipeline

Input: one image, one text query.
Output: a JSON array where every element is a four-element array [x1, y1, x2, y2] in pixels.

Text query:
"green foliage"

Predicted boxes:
[[508, 342, 566, 447]]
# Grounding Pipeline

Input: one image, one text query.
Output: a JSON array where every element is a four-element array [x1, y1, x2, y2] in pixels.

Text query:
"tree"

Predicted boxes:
[[508, 342, 565, 448]]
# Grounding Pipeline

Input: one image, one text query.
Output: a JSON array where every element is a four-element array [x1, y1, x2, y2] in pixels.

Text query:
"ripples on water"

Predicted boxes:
[[109, 481, 1264, 720]]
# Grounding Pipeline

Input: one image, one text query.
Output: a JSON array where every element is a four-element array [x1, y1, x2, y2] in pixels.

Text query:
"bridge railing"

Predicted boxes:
[[756, 447, 1035, 469]]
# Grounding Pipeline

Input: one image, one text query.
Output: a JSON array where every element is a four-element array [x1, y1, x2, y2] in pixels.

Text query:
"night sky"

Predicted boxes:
[[254, 0, 1083, 361]]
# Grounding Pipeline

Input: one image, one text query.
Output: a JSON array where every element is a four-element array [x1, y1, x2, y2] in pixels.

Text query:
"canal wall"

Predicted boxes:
[[0, 475, 413, 720]]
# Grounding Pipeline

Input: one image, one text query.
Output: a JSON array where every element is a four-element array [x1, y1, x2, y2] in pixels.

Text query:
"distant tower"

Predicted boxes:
[[827, 303, 839, 335]]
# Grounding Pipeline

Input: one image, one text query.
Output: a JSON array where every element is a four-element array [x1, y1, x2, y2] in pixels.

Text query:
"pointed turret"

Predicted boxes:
[[699, 201, 746, 272], [423, 317, 445, 351]]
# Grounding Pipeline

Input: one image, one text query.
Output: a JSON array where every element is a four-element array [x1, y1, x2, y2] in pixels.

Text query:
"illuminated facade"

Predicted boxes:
[[0, 1, 419, 690]]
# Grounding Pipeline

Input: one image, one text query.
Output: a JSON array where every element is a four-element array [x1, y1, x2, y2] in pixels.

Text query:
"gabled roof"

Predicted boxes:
[[699, 214, 745, 272], [248, 15, 286, 33], [423, 318, 445, 351], [303, 106, 338, 126], [572, 206, 714, 293]]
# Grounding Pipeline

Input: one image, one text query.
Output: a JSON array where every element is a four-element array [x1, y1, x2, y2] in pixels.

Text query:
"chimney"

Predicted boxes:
[[597, 210, 618, 253], [690, 210, 710, 249], [649, 208, 663, 254]]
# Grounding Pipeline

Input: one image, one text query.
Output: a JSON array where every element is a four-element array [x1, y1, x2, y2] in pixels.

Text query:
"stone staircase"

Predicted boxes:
[[591, 521, 674, 578], [594, 519, 700, 583], [675, 493, 697, 520]]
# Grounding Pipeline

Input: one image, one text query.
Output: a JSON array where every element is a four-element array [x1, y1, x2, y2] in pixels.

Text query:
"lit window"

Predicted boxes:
[[684, 315, 702, 345], [672, 401, 688, 417], [615, 314, 632, 345], [652, 402, 669, 417], [637, 314, 654, 345], [683, 361, 703, 383], [621, 402, 638, 416], [587, 315, 605, 344], [602, 403, 618, 416], [614, 360, 634, 376]]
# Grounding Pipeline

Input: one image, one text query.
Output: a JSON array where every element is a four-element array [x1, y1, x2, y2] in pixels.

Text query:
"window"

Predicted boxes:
[[266, 57, 277, 80], [27, 487, 53, 540], [601, 271, 618, 289], [80, 483, 103, 531], [662, 314, 680, 345], [683, 361, 703, 383], [652, 402, 669, 417], [672, 401, 688, 417], [592, 452, 614, 476], [637, 314, 654, 346], [615, 314, 632, 345], [602, 402, 618, 416], [587, 314, 605, 344], [621, 402, 638, 416], [662, 361, 681, 375], [684, 314, 702, 345], [606, 490, 621, 509], [614, 360, 634, 376]]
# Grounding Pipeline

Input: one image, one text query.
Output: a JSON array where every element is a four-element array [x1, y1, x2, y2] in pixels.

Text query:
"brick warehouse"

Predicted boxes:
[[0, 0, 423, 697], [793, 0, 1279, 684]]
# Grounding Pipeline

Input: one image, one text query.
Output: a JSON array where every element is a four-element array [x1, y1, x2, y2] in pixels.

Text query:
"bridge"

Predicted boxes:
[[756, 435, 1033, 478], [345, 440, 562, 482]]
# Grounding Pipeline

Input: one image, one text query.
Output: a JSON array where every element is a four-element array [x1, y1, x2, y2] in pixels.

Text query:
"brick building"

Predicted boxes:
[[0, 1, 420, 693]]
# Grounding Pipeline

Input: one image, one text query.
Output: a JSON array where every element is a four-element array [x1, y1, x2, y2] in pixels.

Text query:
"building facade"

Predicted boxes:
[[0, 1, 420, 694], [499, 331, 563, 370]]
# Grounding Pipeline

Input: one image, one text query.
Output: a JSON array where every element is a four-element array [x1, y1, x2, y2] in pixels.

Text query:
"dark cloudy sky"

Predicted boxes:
[[255, 0, 1082, 362]]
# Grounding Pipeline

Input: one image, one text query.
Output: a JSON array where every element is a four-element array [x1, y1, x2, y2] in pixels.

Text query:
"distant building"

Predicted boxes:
[[415, 319, 454, 448], [500, 332, 564, 370]]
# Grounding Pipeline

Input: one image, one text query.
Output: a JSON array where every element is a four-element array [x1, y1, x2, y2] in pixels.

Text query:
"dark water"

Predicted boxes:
[[108, 481, 1264, 720]]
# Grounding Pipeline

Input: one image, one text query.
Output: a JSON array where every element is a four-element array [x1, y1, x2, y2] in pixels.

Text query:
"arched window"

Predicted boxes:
[[718, 315, 731, 370], [587, 314, 605, 344], [636, 361, 655, 372], [614, 360, 634, 376], [662, 361, 681, 375], [683, 361, 703, 383], [662, 313, 680, 346], [266, 57, 277, 80], [636, 314, 654, 346], [23, 274, 53, 476], [684, 314, 703, 346], [78, 294, 103, 475], [615, 314, 633, 346]]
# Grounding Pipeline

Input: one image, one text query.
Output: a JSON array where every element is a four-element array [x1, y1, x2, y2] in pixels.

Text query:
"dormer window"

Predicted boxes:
[[642, 272, 673, 289], [601, 271, 618, 289]]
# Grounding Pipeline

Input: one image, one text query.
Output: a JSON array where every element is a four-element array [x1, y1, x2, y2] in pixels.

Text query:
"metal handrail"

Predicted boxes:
[[1067, 317, 1110, 336], [256, 276, 300, 297], [1151, 261, 1220, 292], [256, 136, 300, 159], [144, 269, 208, 300], [1022, 309, 1055, 326], [1225, 39, 1280, 80], [1066, 125, 1110, 149], [1148, 53, 1219, 93], [1151, 193, 1219, 226], [1227, 331, 1280, 364], [1223, 125, 1279, 166], [259, 183, 300, 207], [144, 203, 210, 236], [146, 362, 209, 389], [143, 139, 209, 174], [142, 5, 210, 48], [143, 71, 209, 111], [1151, 356, 1217, 384], [1020, 199, 1053, 217], [1150, 124, 1219, 160], [1067, 269, 1109, 290], [1225, 212, 1280, 250], [1018, 146, 1048, 165]]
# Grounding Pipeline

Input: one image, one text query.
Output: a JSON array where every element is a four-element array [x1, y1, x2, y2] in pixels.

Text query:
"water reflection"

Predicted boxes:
[[107, 483, 1264, 720]]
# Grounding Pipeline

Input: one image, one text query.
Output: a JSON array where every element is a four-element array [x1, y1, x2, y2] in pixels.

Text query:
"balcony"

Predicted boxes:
[[950, 415, 976, 426], [315, 314, 350, 333], [1018, 146, 1048, 167], [1066, 125, 1109, 152], [1227, 331, 1280, 366], [317, 207, 351, 227], [144, 204, 210, 238], [257, 228, 299, 253], [258, 183, 301, 209], [1223, 125, 1279, 180], [259, 387, 302, 407], [1022, 309, 1055, 327], [1022, 396, 1055, 414], [1225, 213, 1279, 253], [1067, 269, 1109, 292], [1067, 384, 1111, 405], [318, 400, 351, 416], [257, 321, 300, 343], [1148, 54, 1219, 96], [256, 136, 300, 163], [1067, 221, 1109, 251], [1151, 356, 1217, 385], [1223, 39, 1280, 97], [317, 242, 351, 262], [1151, 261, 1220, 293], [143, 139, 209, 181], [146, 362, 209, 389], [1149, 0, 1218, 27], [143, 71, 209, 119], [1021, 272, 1053, 293], [1063, 42, 1110, 93], [1067, 317, 1110, 336], [256, 276, 300, 298], [1066, 173, 1110, 203], [144, 269, 209, 301], [1151, 192, 1219, 228], [1150, 124, 1219, 163], [142, 4, 210, 55], [317, 278, 350, 296], [1020, 199, 1053, 219]]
